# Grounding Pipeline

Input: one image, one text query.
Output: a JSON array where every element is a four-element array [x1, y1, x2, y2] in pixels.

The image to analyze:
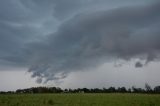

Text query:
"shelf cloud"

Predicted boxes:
[[0, 0, 160, 83]]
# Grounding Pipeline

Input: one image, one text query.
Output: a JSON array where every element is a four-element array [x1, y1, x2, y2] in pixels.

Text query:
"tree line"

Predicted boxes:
[[1, 83, 160, 94]]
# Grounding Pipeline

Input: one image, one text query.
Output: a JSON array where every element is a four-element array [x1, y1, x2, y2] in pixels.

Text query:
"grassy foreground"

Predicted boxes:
[[0, 93, 160, 106]]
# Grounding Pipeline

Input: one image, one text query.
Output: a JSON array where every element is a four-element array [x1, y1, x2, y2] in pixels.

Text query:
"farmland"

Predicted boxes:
[[0, 93, 160, 106]]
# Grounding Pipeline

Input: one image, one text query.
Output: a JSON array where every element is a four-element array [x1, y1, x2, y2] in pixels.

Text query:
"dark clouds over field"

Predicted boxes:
[[0, 0, 160, 84]]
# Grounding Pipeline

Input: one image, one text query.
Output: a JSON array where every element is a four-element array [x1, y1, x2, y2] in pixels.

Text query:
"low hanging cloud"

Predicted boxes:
[[27, 1, 160, 83], [0, 0, 160, 83], [135, 62, 143, 68]]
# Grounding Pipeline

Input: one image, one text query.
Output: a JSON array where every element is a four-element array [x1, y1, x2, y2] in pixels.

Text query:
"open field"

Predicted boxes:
[[0, 93, 160, 106]]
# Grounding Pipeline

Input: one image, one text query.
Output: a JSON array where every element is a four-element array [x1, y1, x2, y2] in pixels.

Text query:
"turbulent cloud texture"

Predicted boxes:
[[0, 0, 160, 83]]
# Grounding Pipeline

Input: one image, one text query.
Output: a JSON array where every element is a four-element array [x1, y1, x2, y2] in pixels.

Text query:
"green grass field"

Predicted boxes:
[[0, 93, 160, 106]]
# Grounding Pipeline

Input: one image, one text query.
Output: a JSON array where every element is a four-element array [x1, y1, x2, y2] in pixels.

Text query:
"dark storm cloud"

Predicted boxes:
[[135, 62, 143, 68], [0, 0, 56, 69], [0, 0, 160, 82], [27, 1, 160, 83]]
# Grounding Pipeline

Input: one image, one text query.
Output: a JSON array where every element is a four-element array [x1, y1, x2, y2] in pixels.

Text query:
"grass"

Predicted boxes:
[[0, 93, 160, 106]]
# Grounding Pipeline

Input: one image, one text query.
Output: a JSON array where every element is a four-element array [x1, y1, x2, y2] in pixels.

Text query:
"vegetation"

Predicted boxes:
[[1, 83, 160, 94], [1, 84, 160, 106], [0, 93, 160, 106]]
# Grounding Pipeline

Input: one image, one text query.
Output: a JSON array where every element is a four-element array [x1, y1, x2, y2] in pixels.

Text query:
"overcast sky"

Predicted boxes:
[[0, 0, 160, 91]]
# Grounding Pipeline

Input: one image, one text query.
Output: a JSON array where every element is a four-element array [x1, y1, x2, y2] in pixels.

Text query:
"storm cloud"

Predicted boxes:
[[0, 0, 160, 83]]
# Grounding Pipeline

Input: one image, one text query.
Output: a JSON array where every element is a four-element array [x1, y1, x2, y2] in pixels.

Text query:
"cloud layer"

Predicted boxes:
[[0, 0, 160, 83]]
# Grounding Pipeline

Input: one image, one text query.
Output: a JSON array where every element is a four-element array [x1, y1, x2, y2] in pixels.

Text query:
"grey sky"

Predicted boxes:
[[0, 0, 160, 90]]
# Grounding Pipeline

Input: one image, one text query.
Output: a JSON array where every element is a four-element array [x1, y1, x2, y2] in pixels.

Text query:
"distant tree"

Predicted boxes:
[[128, 88, 132, 93], [56, 87, 63, 93], [145, 83, 152, 93], [108, 87, 116, 93], [64, 89, 69, 93], [117, 87, 127, 93], [69, 89, 73, 93], [82, 88, 90, 93], [16, 89, 24, 93], [0, 91, 7, 94], [5, 85, 160, 94], [132, 86, 145, 93], [103, 87, 108, 93], [154, 86, 160, 93]]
